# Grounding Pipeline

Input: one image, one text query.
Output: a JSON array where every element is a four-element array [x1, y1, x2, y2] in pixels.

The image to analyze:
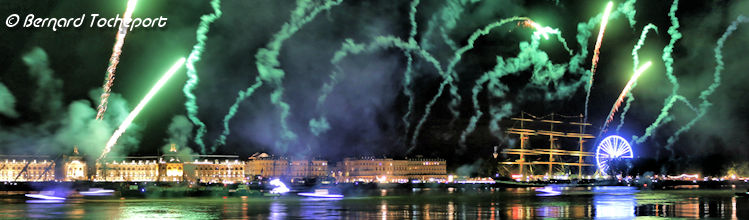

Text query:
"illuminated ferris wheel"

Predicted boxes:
[[596, 135, 634, 175]]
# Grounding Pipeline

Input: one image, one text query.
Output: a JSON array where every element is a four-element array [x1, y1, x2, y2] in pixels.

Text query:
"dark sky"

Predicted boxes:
[[0, 0, 747, 173]]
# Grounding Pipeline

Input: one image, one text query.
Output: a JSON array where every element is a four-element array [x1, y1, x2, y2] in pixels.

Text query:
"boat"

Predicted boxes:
[[25, 193, 66, 200], [25, 191, 67, 203], [298, 189, 343, 198], [536, 186, 562, 196], [79, 188, 115, 196]]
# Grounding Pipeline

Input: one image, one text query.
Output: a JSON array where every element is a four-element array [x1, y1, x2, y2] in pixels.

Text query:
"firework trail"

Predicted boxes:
[[442, 17, 532, 124], [256, 0, 342, 150], [213, 78, 262, 147], [661, 0, 682, 96], [583, 1, 614, 125], [96, 0, 138, 120], [308, 117, 330, 136], [183, 0, 223, 154], [663, 15, 747, 150], [461, 60, 511, 148], [421, 0, 481, 51], [99, 58, 186, 160], [444, 19, 572, 127], [411, 16, 528, 149], [0, 83, 18, 118], [630, 24, 657, 74], [616, 23, 657, 132], [587, 1, 615, 83], [312, 39, 388, 135], [567, 0, 637, 81], [22, 47, 62, 117], [457, 0, 639, 147], [600, 61, 652, 134], [311, 36, 445, 138], [401, 0, 419, 137], [215, 0, 342, 151], [213, 86, 263, 149], [618, 0, 638, 27], [487, 45, 572, 142], [633, 0, 682, 144], [520, 20, 573, 53], [459, 20, 568, 147]]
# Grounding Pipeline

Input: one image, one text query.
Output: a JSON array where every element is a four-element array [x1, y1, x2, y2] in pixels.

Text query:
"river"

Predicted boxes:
[[1, 186, 747, 219]]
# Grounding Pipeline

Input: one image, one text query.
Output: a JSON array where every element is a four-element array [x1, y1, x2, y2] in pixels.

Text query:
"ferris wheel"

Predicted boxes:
[[596, 135, 634, 175]]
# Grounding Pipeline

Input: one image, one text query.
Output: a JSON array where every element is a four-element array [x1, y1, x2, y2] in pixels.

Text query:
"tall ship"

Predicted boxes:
[[500, 112, 596, 180]]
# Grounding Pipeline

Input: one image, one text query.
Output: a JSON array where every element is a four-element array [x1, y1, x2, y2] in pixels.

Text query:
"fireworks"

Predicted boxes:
[[99, 58, 186, 160], [584, 1, 614, 124], [523, 20, 559, 40], [96, 0, 139, 120], [602, 61, 652, 131], [410, 16, 529, 151], [590, 1, 614, 81], [227, 0, 342, 152], [184, 0, 223, 154], [616, 24, 658, 133], [401, 0, 420, 138], [518, 19, 572, 53], [311, 36, 445, 148]]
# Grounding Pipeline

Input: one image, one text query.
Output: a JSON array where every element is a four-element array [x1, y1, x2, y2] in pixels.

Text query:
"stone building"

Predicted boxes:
[[0, 155, 55, 182], [333, 157, 447, 183]]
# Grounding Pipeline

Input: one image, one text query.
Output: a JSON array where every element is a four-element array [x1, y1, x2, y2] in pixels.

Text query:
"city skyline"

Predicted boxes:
[[0, 0, 747, 178]]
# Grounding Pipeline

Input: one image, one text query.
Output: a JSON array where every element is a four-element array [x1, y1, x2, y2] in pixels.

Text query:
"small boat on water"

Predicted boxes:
[[26, 191, 67, 203], [298, 189, 343, 198], [79, 188, 115, 196], [25, 193, 66, 200], [536, 186, 562, 196]]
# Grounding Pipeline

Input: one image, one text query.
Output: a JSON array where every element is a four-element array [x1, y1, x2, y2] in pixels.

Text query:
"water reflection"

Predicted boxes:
[[635, 193, 743, 218], [118, 202, 215, 219], [380, 200, 387, 219], [593, 186, 637, 218], [1, 187, 747, 219], [25, 203, 66, 218], [269, 201, 287, 219]]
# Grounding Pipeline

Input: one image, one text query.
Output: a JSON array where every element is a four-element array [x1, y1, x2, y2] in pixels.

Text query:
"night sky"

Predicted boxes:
[[0, 0, 747, 174]]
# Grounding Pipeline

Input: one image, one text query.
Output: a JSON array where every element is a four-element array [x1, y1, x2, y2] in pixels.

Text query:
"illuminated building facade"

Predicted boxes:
[[62, 147, 87, 181], [407, 158, 448, 182], [0, 149, 448, 183], [244, 153, 330, 179], [334, 157, 447, 183], [185, 157, 245, 183], [310, 160, 328, 177], [93, 145, 246, 183], [0, 156, 55, 182], [245, 153, 289, 178], [289, 160, 309, 178], [289, 160, 329, 178], [94, 158, 160, 182], [245, 157, 288, 178], [158, 144, 184, 182], [336, 157, 408, 183]]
